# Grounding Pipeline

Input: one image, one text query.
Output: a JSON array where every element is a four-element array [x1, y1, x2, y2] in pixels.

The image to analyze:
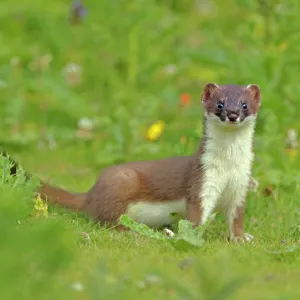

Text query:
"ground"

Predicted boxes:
[[0, 0, 299, 299]]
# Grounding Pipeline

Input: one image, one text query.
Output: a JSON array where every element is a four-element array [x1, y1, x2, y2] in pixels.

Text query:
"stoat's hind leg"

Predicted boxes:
[[85, 167, 141, 224]]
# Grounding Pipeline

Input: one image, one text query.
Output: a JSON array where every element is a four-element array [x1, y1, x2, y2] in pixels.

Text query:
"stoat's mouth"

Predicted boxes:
[[205, 113, 241, 126], [205, 112, 256, 129], [224, 116, 241, 126]]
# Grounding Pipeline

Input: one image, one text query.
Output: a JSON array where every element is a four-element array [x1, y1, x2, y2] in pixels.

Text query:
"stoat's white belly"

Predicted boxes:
[[126, 199, 186, 228]]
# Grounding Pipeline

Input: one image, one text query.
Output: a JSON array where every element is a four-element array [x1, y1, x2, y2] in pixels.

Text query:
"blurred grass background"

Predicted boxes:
[[0, 0, 299, 299]]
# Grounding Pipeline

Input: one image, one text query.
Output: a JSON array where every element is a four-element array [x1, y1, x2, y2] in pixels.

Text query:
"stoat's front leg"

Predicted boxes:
[[186, 182, 220, 227], [186, 197, 203, 227], [227, 203, 254, 243]]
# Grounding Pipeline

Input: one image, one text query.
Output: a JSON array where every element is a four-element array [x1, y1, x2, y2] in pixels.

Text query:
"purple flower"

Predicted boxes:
[[70, 0, 87, 24]]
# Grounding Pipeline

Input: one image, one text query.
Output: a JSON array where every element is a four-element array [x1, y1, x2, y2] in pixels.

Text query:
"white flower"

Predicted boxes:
[[0, 80, 7, 88], [78, 117, 94, 131], [248, 177, 259, 192], [10, 56, 20, 67], [71, 281, 84, 292], [62, 63, 82, 87], [77, 117, 94, 140], [63, 63, 81, 74], [286, 128, 298, 149], [164, 64, 177, 75], [29, 53, 52, 72], [163, 227, 175, 237]]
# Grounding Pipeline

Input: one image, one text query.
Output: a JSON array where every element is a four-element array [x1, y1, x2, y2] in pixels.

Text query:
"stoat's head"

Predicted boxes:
[[201, 83, 261, 127]]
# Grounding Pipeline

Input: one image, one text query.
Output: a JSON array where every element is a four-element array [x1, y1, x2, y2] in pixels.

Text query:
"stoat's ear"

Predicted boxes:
[[201, 82, 219, 104], [246, 84, 261, 106]]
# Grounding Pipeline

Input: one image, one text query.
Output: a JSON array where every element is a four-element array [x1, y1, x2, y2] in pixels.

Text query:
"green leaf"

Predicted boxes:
[[119, 215, 210, 250], [119, 215, 166, 240], [171, 220, 205, 250]]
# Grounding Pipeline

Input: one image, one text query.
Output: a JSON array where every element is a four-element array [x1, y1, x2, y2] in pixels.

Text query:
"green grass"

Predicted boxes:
[[0, 0, 299, 299]]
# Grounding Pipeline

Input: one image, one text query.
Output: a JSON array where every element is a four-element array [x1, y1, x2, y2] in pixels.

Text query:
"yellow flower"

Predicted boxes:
[[285, 149, 297, 157], [180, 136, 187, 144], [145, 120, 165, 141], [253, 21, 264, 40], [278, 42, 287, 52], [285, 148, 298, 164], [32, 194, 48, 217]]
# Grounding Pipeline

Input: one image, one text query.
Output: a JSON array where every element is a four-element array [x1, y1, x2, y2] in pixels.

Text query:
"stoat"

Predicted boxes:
[[4, 82, 261, 242]]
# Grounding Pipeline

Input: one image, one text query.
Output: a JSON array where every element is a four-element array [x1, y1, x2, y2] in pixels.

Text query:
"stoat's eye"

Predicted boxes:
[[242, 103, 247, 109], [217, 103, 224, 109]]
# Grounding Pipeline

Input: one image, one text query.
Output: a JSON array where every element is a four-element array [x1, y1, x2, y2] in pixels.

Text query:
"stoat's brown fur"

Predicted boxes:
[[4, 83, 261, 242]]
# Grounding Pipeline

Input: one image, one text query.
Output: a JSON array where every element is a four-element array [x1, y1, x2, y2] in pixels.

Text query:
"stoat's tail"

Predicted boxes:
[[2, 151, 87, 211], [39, 181, 87, 210]]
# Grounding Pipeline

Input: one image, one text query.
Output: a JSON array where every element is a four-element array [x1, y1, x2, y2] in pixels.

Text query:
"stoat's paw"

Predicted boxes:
[[230, 233, 254, 244]]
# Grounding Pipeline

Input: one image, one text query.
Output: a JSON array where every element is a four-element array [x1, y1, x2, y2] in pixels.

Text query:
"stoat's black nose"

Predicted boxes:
[[227, 112, 239, 122]]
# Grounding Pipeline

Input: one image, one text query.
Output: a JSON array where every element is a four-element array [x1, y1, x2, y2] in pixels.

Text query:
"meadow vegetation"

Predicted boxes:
[[0, 0, 299, 299]]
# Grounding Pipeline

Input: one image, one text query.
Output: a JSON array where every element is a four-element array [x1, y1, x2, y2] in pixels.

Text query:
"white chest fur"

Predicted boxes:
[[200, 118, 255, 224]]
